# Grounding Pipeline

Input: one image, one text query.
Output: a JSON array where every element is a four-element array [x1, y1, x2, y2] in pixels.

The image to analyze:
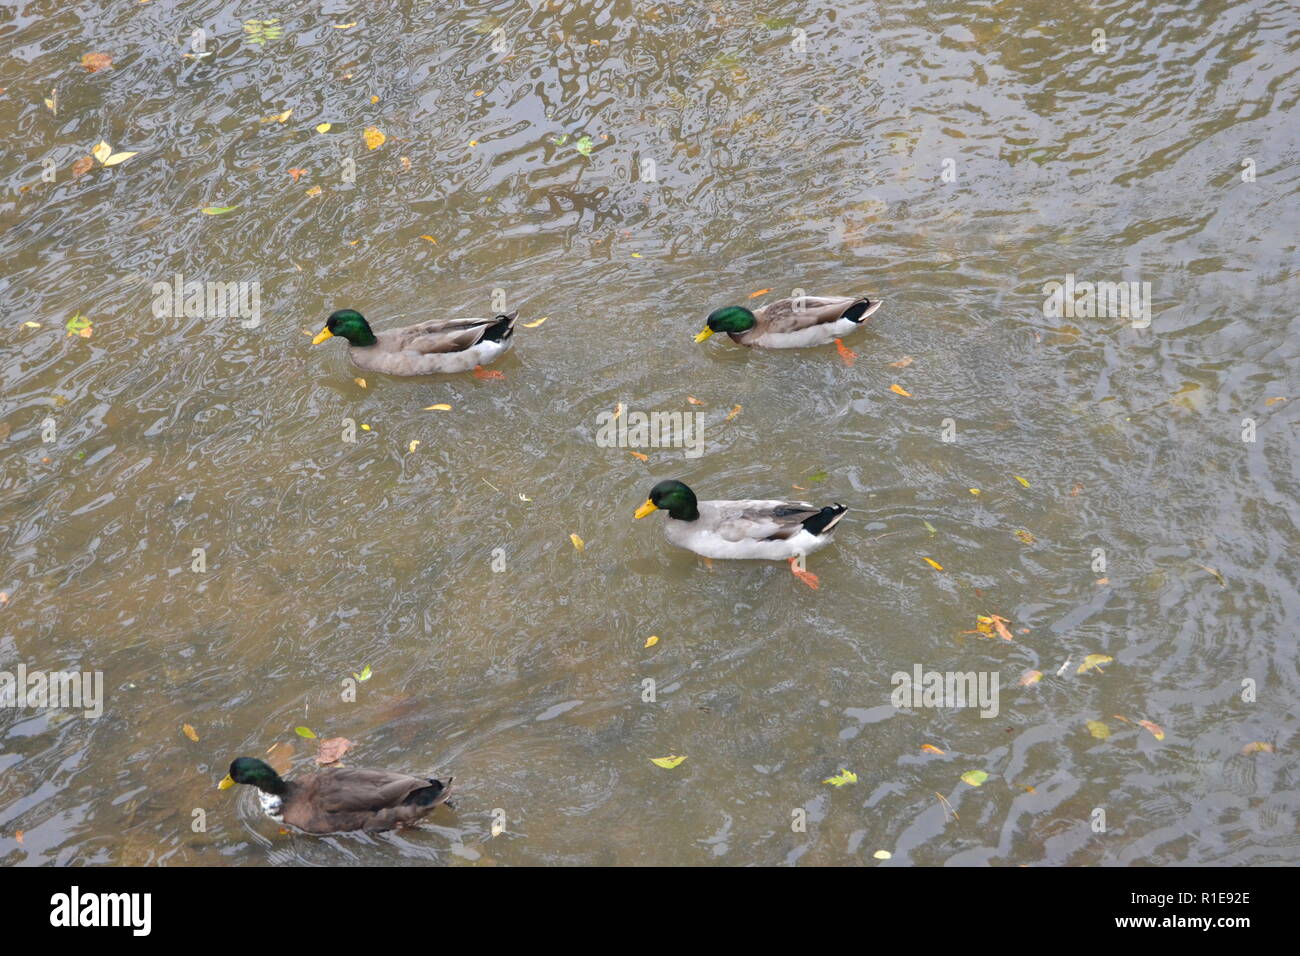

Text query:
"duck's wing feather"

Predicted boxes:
[[305, 767, 442, 814], [753, 296, 864, 334], [702, 499, 823, 542], [382, 313, 517, 355]]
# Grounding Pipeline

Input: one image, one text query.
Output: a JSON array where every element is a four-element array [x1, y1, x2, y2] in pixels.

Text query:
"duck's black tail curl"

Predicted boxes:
[[480, 312, 519, 343], [801, 504, 848, 536]]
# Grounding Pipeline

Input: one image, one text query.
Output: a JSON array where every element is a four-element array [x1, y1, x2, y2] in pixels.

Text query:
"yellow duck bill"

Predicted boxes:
[[311, 327, 333, 345], [693, 328, 714, 343], [634, 499, 658, 519], [217, 774, 235, 790]]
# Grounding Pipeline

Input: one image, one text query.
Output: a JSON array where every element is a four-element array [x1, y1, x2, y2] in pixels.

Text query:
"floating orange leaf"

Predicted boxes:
[[1018, 669, 1043, 686], [686, 396, 704, 405], [890, 384, 911, 397], [920, 744, 946, 755], [81, 52, 112, 73], [724, 404, 742, 422], [922, 557, 943, 571], [363, 126, 385, 149], [888, 356, 914, 368], [288, 167, 306, 182], [1138, 720, 1165, 741], [748, 288, 771, 298], [182, 724, 199, 742], [629, 450, 648, 461]]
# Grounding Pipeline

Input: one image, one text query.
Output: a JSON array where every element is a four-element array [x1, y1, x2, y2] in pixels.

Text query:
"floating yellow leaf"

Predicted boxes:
[[360, 424, 370, 431], [1240, 742, 1275, 755], [872, 849, 892, 860], [650, 755, 686, 769], [1138, 720, 1165, 741], [316, 122, 332, 133], [569, 533, 584, 552], [725, 404, 742, 422], [1264, 396, 1286, 406], [333, 22, 357, 29], [1078, 654, 1113, 675], [261, 109, 292, 124], [182, 724, 199, 742], [920, 744, 946, 755], [823, 769, 857, 787], [407, 440, 420, 453], [92, 141, 112, 163], [422, 403, 451, 411], [370, 95, 379, 104], [969, 488, 980, 496], [306, 185, 322, 197], [644, 635, 659, 648], [1014, 529, 1036, 544], [363, 126, 385, 149], [23, 321, 41, 328], [960, 770, 988, 787], [1014, 475, 1030, 488], [522, 316, 548, 328], [922, 557, 943, 571], [419, 235, 437, 243], [1018, 669, 1043, 686], [889, 384, 911, 396], [1086, 720, 1110, 739], [353, 377, 367, 388]]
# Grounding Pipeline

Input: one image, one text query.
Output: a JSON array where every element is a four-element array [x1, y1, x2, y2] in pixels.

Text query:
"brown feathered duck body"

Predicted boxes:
[[220, 757, 453, 834]]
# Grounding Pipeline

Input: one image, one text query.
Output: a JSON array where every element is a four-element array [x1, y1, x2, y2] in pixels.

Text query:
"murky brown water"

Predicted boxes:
[[1, 0, 1297, 865]]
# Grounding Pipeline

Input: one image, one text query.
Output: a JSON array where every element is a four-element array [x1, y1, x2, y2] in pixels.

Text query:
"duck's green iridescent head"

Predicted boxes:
[[635, 479, 700, 522], [218, 757, 287, 795], [695, 306, 756, 342], [314, 309, 376, 347]]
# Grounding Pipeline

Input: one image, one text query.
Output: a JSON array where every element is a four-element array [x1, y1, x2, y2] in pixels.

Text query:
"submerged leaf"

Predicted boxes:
[[1086, 720, 1111, 739], [1078, 654, 1113, 675]]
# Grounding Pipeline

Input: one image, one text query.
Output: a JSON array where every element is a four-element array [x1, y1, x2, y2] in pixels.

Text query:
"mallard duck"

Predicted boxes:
[[693, 295, 880, 348], [634, 479, 847, 560], [312, 308, 519, 375], [218, 757, 453, 834]]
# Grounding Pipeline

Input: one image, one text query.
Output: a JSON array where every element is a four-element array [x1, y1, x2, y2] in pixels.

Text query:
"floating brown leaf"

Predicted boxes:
[[316, 737, 353, 766]]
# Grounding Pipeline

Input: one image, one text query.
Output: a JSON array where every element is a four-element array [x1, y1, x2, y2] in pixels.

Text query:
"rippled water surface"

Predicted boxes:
[[1, 0, 1298, 865]]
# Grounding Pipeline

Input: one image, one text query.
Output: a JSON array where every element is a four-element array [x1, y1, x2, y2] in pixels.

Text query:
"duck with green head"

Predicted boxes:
[[219, 756, 454, 834], [695, 294, 880, 349], [312, 307, 519, 375], [635, 479, 848, 565]]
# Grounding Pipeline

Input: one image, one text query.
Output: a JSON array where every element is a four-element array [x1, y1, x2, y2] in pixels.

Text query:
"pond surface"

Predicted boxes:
[[1, 0, 1297, 865]]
